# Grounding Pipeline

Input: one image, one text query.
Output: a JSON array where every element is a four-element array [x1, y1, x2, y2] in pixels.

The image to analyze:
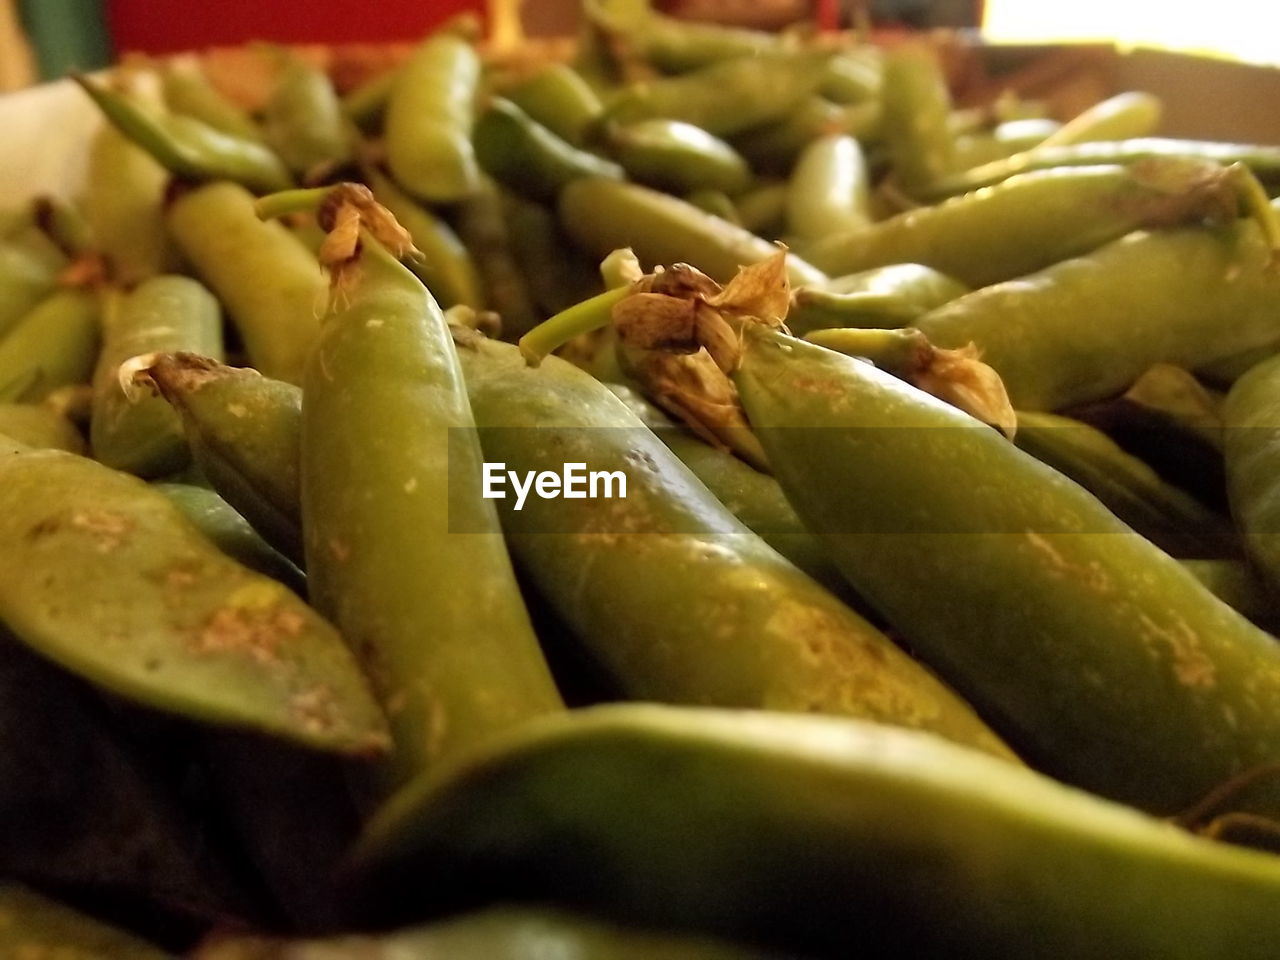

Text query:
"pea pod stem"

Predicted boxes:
[[519, 285, 630, 366]]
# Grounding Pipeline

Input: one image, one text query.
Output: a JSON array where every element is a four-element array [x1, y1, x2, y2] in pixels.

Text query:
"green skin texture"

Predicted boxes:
[[262, 56, 354, 178], [455, 179, 540, 338], [879, 47, 956, 193], [732, 98, 879, 175], [0, 885, 173, 959], [1125, 363, 1225, 451], [820, 49, 882, 105], [475, 97, 625, 205], [788, 263, 969, 335], [167, 182, 324, 384], [807, 163, 1236, 288], [1182, 559, 1277, 631], [587, 0, 780, 73], [83, 122, 174, 286], [1224, 352, 1280, 597], [162, 63, 263, 142], [502, 191, 603, 319], [1038, 91, 1162, 148], [0, 242, 60, 337], [603, 119, 751, 195], [560, 179, 828, 287], [198, 908, 783, 960], [734, 180, 787, 236], [0, 445, 388, 755], [0, 404, 85, 453], [0, 288, 99, 403], [914, 203, 1280, 411], [1014, 410, 1240, 560], [454, 336, 1011, 758], [735, 327, 1280, 813], [368, 168, 483, 309], [384, 33, 482, 203], [355, 705, 1280, 959], [302, 239, 563, 793], [342, 69, 395, 133], [506, 63, 604, 146], [91, 276, 225, 477], [786, 133, 871, 242]]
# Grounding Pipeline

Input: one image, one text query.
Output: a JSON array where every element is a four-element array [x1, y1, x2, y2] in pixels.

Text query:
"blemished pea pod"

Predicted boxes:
[[354, 705, 1280, 959], [83, 121, 174, 286], [0, 287, 100, 403], [732, 97, 879, 174], [162, 60, 263, 142], [1224, 352, 1280, 597], [786, 133, 871, 242], [300, 217, 563, 791], [732, 324, 1280, 813], [506, 62, 604, 146], [1014, 410, 1240, 559], [585, 0, 781, 73], [1038, 91, 1163, 148], [1182, 559, 1279, 631], [915, 201, 1280, 411], [73, 75, 292, 193], [0, 239, 61, 336], [0, 403, 85, 453], [502, 191, 604, 317], [787, 263, 968, 335], [167, 182, 324, 384], [261, 52, 354, 181], [0, 444, 388, 755], [145, 353, 303, 565], [0, 885, 173, 959], [90, 276, 224, 477], [879, 45, 957, 192], [384, 31, 482, 203], [456, 178, 541, 338], [559, 179, 827, 287], [367, 167, 483, 309], [807, 161, 1253, 288], [604, 53, 830, 138], [454, 333, 1012, 759], [602, 119, 750, 195], [474, 97, 625, 203]]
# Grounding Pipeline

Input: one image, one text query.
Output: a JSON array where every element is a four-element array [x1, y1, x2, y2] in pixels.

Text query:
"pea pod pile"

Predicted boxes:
[[3, 4, 1280, 955]]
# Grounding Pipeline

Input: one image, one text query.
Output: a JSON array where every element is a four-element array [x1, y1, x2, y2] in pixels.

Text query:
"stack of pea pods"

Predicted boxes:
[[5, 0, 1280, 955]]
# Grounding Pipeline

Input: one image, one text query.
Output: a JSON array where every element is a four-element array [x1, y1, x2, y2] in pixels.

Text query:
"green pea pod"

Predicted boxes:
[[455, 177, 541, 338], [475, 97, 625, 204], [915, 202, 1280, 410], [787, 133, 871, 242], [0, 239, 62, 337], [1124, 364, 1225, 452], [454, 333, 1012, 759], [1200, 345, 1276, 389], [83, 121, 175, 286], [602, 119, 750, 195], [302, 232, 563, 792], [821, 48, 882, 104], [880, 45, 957, 192], [731, 97, 879, 174], [586, 0, 781, 73], [506, 63, 604, 146], [73, 75, 292, 193], [0, 885, 174, 959], [384, 32, 482, 203], [262, 52, 354, 181], [789, 263, 968, 335], [682, 189, 740, 225], [1014, 410, 1240, 559], [162, 61, 263, 142], [734, 180, 788, 237], [811, 161, 1252, 288], [367, 168, 482, 309], [0, 444, 388, 756], [341, 69, 396, 133], [167, 182, 324, 384], [951, 118, 1060, 169], [503, 191, 604, 318], [733, 325, 1280, 813], [354, 705, 1280, 959], [90, 276, 224, 477], [0, 403, 85, 453], [1038, 91, 1164, 149], [559, 179, 827, 287], [1182, 559, 1279, 631], [1224, 352, 1280, 598], [0, 287, 100, 403], [145, 353, 303, 565], [604, 54, 830, 138]]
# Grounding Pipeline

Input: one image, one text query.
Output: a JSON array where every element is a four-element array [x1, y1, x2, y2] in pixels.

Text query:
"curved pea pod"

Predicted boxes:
[[734, 325, 1280, 813], [602, 119, 750, 195], [560, 179, 827, 287], [353, 705, 1280, 959], [367, 168, 482, 310], [1039, 91, 1163, 148], [1182, 559, 1279, 631], [915, 203, 1280, 411], [474, 97, 625, 203], [0, 287, 100, 403], [786, 133, 871, 242], [810, 161, 1251, 288], [732, 97, 879, 174], [145, 353, 303, 565], [73, 75, 292, 194], [788, 263, 968, 335], [0, 886, 174, 959], [1224, 352, 1280, 598], [879, 45, 957, 193], [586, 0, 781, 73], [456, 178, 541, 337], [0, 403, 85, 452], [83, 122, 174, 286], [1014, 410, 1240, 559], [162, 61, 263, 142], [91, 277, 224, 477], [384, 32, 482, 203], [262, 53, 354, 181], [167, 182, 324, 384], [454, 334, 1012, 759], [303, 236, 563, 792], [506, 62, 604, 146], [0, 239, 62, 337], [0, 445, 389, 755]]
